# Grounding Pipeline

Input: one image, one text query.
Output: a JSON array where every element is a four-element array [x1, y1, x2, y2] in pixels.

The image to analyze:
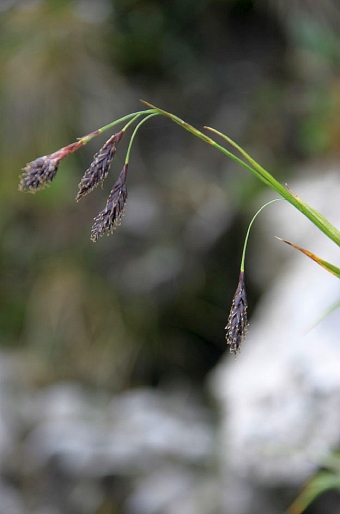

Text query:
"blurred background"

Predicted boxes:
[[1, 0, 340, 513]]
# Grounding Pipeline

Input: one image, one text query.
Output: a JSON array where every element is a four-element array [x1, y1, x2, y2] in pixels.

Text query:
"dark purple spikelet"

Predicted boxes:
[[19, 140, 85, 193], [19, 155, 60, 192], [225, 271, 249, 355], [76, 131, 124, 201], [90, 163, 128, 242]]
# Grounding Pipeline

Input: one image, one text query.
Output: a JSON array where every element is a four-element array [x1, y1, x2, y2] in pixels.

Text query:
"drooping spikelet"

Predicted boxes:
[[225, 271, 248, 355], [19, 140, 84, 193], [76, 131, 124, 201], [90, 164, 128, 242]]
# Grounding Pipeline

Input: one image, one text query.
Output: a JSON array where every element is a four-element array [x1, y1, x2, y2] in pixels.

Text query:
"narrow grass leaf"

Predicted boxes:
[[287, 472, 340, 514], [276, 237, 340, 278]]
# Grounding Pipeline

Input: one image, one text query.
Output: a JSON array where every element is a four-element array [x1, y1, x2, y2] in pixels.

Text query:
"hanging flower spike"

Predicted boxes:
[[225, 271, 249, 355], [18, 110, 154, 195], [89, 112, 158, 242], [224, 199, 281, 355], [76, 131, 124, 201], [19, 140, 85, 193], [90, 164, 128, 242]]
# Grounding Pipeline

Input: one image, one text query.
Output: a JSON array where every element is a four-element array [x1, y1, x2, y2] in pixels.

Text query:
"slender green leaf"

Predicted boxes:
[[140, 102, 340, 247], [204, 126, 340, 248], [287, 472, 340, 514]]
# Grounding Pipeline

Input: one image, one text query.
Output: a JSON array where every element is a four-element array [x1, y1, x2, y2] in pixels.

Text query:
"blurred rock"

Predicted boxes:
[[25, 385, 214, 475], [0, 480, 25, 514], [21, 383, 215, 513], [125, 465, 219, 514]]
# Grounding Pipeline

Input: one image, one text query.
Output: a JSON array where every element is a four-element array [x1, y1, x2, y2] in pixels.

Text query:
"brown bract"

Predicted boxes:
[[90, 164, 128, 242], [225, 271, 248, 355]]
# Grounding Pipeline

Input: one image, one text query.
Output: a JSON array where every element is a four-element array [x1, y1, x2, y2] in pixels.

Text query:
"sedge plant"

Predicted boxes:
[[19, 102, 340, 355]]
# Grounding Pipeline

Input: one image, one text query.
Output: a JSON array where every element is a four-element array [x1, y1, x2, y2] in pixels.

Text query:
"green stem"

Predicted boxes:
[[240, 199, 281, 272], [141, 101, 340, 248], [80, 109, 157, 145], [122, 113, 147, 133], [141, 101, 263, 179], [125, 113, 159, 165]]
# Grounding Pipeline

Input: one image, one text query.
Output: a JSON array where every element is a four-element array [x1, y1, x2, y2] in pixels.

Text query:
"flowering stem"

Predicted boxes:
[[79, 109, 157, 145], [240, 199, 281, 272], [141, 101, 261, 175], [141, 101, 340, 249], [124, 113, 159, 165]]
